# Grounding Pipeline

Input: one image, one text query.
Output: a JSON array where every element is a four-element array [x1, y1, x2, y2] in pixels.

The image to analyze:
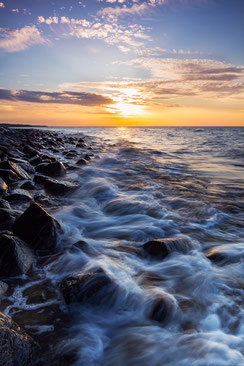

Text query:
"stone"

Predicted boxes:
[[76, 158, 87, 166], [0, 311, 39, 366], [206, 244, 244, 266], [0, 160, 31, 180], [0, 199, 11, 209], [20, 181, 35, 190], [0, 169, 19, 184], [42, 161, 66, 177], [150, 293, 176, 323], [13, 203, 61, 253], [0, 177, 7, 196], [43, 178, 79, 195], [5, 189, 32, 203], [0, 208, 18, 230], [143, 237, 192, 259], [0, 233, 35, 277], [61, 267, 117, 306]]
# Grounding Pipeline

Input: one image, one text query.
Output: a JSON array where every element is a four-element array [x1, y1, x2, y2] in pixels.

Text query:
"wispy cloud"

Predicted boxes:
[[0, 89, 114, 106], [0, 2, 4, 8], [0, 26, 46, 52]]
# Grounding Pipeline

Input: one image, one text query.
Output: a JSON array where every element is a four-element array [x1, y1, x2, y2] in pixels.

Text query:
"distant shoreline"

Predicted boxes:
[[0, 123, 243, 128]]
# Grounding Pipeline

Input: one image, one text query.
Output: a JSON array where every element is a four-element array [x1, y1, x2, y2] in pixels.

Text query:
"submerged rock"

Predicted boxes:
[[0, 177, 7, 196], [12, 203, 61, 253], [143, 237, 192, 259], [206, 244, 244, 266], [150, 292, 177, 323], [0, 311, 39, 366], [0, 233, 35, 277], [42, 161, 66, 177], [61, 267, 117, 306]]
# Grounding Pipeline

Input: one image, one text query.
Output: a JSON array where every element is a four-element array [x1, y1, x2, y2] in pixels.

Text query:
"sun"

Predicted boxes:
[[106, 88, 147, 117]]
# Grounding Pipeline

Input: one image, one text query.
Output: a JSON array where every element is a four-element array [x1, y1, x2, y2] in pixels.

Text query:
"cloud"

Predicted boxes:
[[0, 89, 114, 106], [37, 16, 150, 49], [11, 8, 19, 13], [0, 26, 47, 52], [0, 2, 4, 8]]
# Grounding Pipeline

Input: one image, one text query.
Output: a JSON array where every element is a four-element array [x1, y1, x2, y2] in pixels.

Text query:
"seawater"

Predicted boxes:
[[21, 127, 244, 365]]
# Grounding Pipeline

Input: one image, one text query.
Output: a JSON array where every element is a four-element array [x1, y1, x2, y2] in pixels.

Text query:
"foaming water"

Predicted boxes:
[[12, 127, 244, 364]]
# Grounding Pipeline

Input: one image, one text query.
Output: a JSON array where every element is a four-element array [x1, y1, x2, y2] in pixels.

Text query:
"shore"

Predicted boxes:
[[0, 127, 96, 365]]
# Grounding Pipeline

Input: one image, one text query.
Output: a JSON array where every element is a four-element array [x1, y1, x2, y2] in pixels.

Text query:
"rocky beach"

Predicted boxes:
[[0, 126, 243, 366]]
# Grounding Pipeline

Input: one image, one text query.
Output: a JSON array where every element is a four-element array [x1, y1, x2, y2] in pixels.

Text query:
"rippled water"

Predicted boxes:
[[10, 127, 244, 365]]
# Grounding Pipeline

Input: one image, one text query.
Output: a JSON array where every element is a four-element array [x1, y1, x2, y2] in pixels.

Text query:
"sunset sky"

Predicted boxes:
[[0, 0, 243, 126]]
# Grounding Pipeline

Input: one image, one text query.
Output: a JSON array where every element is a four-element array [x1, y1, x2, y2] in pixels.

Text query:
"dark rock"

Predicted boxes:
[[143, 237, 192, 259], [0, 311, 39, 366], [0, 160, 31, 180], [0, 199, 11, 209], [72, 240, 99, 257], [150, 293, 176, 323], [10, 158, 36, 174], [5, 189, 32, 203], [13, 203, 61, 253], [33, 174, 47, 184], [0, 169, 19, 184], [23, 281, 56, 305], [0, 208, 18, 230], [206, 244, 244, 266], [65, 151, 77, 158], [76, 158, 87, 166], [0, 177, 7, 196], [0, 233, 35, 277], [23, 145, 39, 157], [61, 267, 117, 306], [35, 163, 48, 173], [42, 161, 66, 177], [21, 181, 35, 190], [43, 178, 79, 195], [0, 280, 8, 299], [29, 156, 43, 166]]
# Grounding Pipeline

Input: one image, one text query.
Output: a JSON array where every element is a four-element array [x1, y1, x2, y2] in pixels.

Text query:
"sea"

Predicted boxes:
[[9, 127, 244, 365]]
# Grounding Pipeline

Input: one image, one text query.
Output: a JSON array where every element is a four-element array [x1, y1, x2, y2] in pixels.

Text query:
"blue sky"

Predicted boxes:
[[0, 0, 243, 125]]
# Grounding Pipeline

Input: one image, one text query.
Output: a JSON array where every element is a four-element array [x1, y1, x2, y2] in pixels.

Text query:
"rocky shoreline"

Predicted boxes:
[[0, 127, 96, 365]]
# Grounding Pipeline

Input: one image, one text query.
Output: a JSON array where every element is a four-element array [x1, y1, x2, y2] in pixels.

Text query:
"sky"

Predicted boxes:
[[0, 0, 243, 126]]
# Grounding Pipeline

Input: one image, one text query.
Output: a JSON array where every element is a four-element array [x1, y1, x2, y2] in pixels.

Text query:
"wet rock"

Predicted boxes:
[[0, 199, 11, 209], [72, 240, 99, 257], [13, 203, 61, 253], [61, 267, 117, 306], [76, 158, 87, 166], [0, 169, 19, 184], [43, 178, 79, 195], [65, 151, 77, 158], [5, 189, 32, 203], [29, 156, 43, 166], [33, 174, 47, 184], [0, 233, 35, 277], [150, 293, 176, 323], [143, 237, 192, 259], [0, 280, 8, 299], [206, 244, 244, 266], [42, 161, 66, 177], [0, 311, 39, 366], [0, 177, 7, 196], [35, 163, 49, 173], [0, 208, 18, 230], [21, 181, 35, 190], [23, 281, 56, 305], [23, 145, 39, 157], [0, 160, 31, 180]]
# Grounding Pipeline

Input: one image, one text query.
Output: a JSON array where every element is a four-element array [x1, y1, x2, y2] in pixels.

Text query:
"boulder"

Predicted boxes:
[[150, 293, 176, 323], [0, 169, 19, 184], [0, 280, 8, 299], [206, 244, 244, 266], [0, 311, 39, 366], [0, 160, 31, 180], [0, 233, 35, 277], [20, 181, 35, 190], [13, 203, 61, 253], [61, 267, 117, 306], [76, 158, 87, 166], [0, 208, 18, 230], [0, 177, 7, 196], [143, 237, 192, 259], [0, 199, 11, 209], [43, 178, 79, 195], [42, 161, 66, 177], [5, 189, 32, 203]]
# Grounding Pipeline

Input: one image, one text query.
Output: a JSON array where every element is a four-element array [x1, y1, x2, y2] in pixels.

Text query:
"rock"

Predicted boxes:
[[29, 156, 43, 166], [42, 161, 66, 177], [0, 208, 18, 230], [0, 177, 7, 196], [33, 174, 47, 184], [0, 233, 35, 277], [206, 244, 244, 266], [5, 189, 32, 203], [13, 203, 61, 253], [23, 145, 39, 157], [0, 169, 19, 184], [0, 311, 39, 366], [72, 240, 99, 257], [150, 293, 176, 323], [76, 158, 87, 166], [21, 181, 35, 190], [43, 178, 79, 195], [0, 199, 11, 209], [61, 267, 117, 306], [0, 160, 31, 180], [143, 237, 192, 259], [0, 280, 8, 299]]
